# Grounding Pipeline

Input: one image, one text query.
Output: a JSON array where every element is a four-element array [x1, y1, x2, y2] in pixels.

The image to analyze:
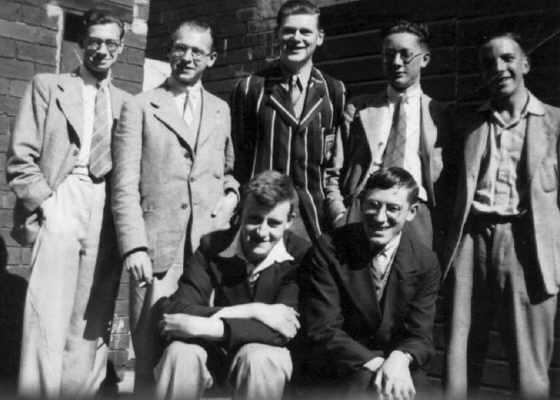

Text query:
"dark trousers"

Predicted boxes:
[[446, 214, 557, 399]]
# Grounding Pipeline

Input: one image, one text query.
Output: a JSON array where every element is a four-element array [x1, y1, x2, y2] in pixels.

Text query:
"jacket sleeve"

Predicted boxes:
[[7, 75, 53, 212], [111, 98, 150, 257], [393, 254, 441, 367], [221, 102, 239, 196], [302, 241, 382, 371], [230, 76, 256, 185]]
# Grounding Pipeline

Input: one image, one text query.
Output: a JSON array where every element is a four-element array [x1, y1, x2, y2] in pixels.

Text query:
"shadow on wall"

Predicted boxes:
[[0, 235, 28, 397]]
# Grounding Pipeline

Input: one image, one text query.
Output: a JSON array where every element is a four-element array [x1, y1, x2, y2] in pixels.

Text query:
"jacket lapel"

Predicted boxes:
[[420, 94, 437, 201], [265, 67, 300, 129], [150, 85, 195, 152], [195, 89, 217, 150], [334, 226, 381, 330], [56, 74, 84, 146], [464, 119, 489, 199], [214, 255, 252, 304], [298, 68, 326, 129], [526, 113, 549, 183]]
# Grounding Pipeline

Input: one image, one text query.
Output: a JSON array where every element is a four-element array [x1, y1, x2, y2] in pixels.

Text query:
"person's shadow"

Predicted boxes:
[[0, 235, 28, 398]]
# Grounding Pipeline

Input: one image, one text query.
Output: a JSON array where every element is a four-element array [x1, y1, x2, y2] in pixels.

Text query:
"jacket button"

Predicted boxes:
[[181, 203, 188, 209], [184, 151, 189, 158], [73, 149, 79, 156]]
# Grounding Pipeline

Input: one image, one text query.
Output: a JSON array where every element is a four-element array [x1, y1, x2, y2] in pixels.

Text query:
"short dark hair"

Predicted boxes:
[[82, 8, 125, 40], [276, 0, 321, 28], [360, 167, 419, 204], [243, 170, 298, 217], [478, 31, 527, 57], [382, 20, 430, 50], [170, 19, 215, 52]]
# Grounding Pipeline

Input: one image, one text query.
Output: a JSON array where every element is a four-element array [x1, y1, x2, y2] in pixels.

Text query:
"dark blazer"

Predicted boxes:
[[158, 228, 310, 352], [302, 223, 441, 376], [443, 93, 560, 295], [230, 62, 346, 239]]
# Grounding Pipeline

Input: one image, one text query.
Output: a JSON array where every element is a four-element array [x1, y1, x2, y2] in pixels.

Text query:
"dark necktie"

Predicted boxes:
[[383, 96, 407, 168], [89, 85, 112, 179]]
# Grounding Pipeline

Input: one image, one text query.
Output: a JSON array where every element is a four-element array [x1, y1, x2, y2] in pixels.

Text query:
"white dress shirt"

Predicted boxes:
[[169, 78, 202, 133]]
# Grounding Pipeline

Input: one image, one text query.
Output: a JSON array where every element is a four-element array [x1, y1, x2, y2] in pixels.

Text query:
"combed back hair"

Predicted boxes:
[[478, 31, 528, 57], [82, 8, 125, 40], [360, 167, 419, 204], [170, 20, 215, 51], [276, 0, 321, 28], [382, 20, 430, 50], [243, 170, 299, 217]]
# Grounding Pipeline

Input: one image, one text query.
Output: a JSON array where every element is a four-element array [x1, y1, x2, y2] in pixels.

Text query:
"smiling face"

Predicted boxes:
[[168, 26, 216, 86], [277, 13, 324, 71], [361, 186, 417, 250], [479, 36, 529, 100], [382, 32, 430, 91], [82, 22, 123, 76], [239, 194, 293, 264]]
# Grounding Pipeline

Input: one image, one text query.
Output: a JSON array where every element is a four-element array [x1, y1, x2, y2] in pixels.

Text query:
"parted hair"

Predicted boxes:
[[276, 0, 321, 28], [382, 20, 430, 50], [360, 167, 419, 204], [82, 8, 125, 39], [243, 170, 299, 216]]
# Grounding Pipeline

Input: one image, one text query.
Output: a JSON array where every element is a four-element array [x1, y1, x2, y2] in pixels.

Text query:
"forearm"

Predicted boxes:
[[212, 303, 258, 319]]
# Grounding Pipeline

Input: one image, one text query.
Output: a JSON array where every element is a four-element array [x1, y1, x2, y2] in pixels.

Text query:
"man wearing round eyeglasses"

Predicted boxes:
[[7, 8, 130, 398], [111, 20, 239, 394], [330, 20, 452, 251]]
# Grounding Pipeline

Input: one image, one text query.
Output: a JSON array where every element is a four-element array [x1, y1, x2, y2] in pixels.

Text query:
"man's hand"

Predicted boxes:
[[374, 351, 415, 400], [124, 251, 153, 285], [211, 191, 238, 229], [363, 357, 385, 373], [160, 313, 225, 341], [253, 304, 300, 339]]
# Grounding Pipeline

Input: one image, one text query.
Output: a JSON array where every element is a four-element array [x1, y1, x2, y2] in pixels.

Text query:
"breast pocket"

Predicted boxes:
[[540, 158, 558, 192]]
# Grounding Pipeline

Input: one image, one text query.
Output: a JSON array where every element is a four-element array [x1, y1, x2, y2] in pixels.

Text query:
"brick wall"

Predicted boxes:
[[145, 0, 560, 396], [0, 0, 149, 386]]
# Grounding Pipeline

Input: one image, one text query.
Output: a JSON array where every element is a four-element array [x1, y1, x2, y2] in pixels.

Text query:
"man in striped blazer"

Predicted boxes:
[[231, 0, 346, 241]]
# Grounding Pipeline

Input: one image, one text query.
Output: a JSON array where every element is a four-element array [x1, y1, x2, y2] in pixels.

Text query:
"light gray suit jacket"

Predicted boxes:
[[6, 70, 130, 245], [111, 82, 238, 274], [443, 93, 560, 295]]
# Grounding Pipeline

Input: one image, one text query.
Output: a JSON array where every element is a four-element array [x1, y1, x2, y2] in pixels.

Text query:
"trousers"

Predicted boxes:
[[446, 216, 557, 399], [18, 173, 120, 398], [154, 341, 292, 400]]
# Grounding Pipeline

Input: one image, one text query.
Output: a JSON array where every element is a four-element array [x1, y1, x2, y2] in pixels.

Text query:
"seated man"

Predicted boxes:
[[302, 167, 441, 399], [154, 170, 310, 400]]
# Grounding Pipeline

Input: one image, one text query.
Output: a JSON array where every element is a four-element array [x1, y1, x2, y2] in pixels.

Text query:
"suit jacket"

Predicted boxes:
[[231, 62, 346, 239], [111, 82, 239, 274], [327, 90, 451, 225], [302, 223, 441, 376], [7, 70, 130, 245], [158, 228, 310, 352], [443, 93, 560, 295]]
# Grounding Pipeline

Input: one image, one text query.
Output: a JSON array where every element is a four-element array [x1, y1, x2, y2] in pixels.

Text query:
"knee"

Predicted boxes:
[[159, 341, 207, 371], [234, 343, 292, 380]]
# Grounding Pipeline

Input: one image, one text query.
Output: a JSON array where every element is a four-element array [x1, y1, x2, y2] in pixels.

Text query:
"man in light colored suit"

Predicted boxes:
[[444, 32, 560, 399], [7, 9, 130, 398], [111, 20, 239, 392], [328, 21, 451, 248]]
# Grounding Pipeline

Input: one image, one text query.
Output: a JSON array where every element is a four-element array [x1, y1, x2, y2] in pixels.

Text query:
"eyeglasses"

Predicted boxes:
[[170, 44, 213, 61], [382, 50, 427, 65], [85, 38, 121, 52]]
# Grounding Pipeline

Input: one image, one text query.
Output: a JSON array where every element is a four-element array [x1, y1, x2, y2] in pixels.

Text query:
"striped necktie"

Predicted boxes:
[[89, 85, 112, 179], [383, 96, 407, 168]]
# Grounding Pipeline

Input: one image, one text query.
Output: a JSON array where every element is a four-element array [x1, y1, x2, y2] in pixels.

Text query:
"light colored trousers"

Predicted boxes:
[[129, 262, 183, 392], [154, 341, 292, 400], [18, 173, 119, 399], [446, 220, 557, 400]]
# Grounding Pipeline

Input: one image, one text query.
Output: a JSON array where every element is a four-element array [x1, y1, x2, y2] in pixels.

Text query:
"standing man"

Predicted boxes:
[[154, 170, 309, 400], [7, 9, 130, 398], [330, 21, 451, 248], [111, 20, 239, 391], [444, 32, 560, 399], [302, 168, 441, 399], [231, 0, 346, 241]]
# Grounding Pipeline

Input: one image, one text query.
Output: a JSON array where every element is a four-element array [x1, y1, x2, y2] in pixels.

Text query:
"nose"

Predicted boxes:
[[292, 30, 303, 42], [255, 222, 270, 237]]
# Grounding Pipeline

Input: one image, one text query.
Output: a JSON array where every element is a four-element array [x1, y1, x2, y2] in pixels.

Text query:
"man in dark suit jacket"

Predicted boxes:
[[303, 167, 440, 400], [230, 0, 346, 241], [154, 171, 309, 400], [443, 32, 560, 399]]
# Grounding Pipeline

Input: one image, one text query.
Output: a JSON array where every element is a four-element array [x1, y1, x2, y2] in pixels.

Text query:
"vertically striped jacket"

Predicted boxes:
[[231, 63, 346, 240]]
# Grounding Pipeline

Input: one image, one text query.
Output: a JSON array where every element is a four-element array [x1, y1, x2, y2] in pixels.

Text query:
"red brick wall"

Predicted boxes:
[[0, 0, 148, 383], [145, 0, 560, 396]]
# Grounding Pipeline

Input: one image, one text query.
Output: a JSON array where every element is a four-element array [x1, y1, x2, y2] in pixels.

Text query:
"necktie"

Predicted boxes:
[[371, 252, 391, 300], [383, 96, 407, 168], [89, 85, 112, 179], [289, 75, 304, 117], [183, 89, 194, 126]]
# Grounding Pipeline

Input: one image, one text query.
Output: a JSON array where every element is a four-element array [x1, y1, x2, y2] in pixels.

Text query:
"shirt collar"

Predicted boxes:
[[79, 65, 111, 88], [282, 62, 313, 89], [167, 76, 203, 96], [477, 90, 545, 116], [373, 232, 402, 260], [387, 82, 422, 103], [220, 231, 294, 276]]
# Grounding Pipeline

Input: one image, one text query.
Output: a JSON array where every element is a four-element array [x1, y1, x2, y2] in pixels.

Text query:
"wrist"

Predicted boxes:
[[392, 350, 413, 365]]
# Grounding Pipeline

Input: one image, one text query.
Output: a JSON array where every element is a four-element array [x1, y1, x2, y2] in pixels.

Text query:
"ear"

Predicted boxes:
[[405, 202, 418, 222], [206, 51, 217, 68], [420, 51, 431, 68], [317, 29, 325, 47], [522, 54, 530, 75], [285, 211, 296, 229], [115, 40, 125, 56]]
